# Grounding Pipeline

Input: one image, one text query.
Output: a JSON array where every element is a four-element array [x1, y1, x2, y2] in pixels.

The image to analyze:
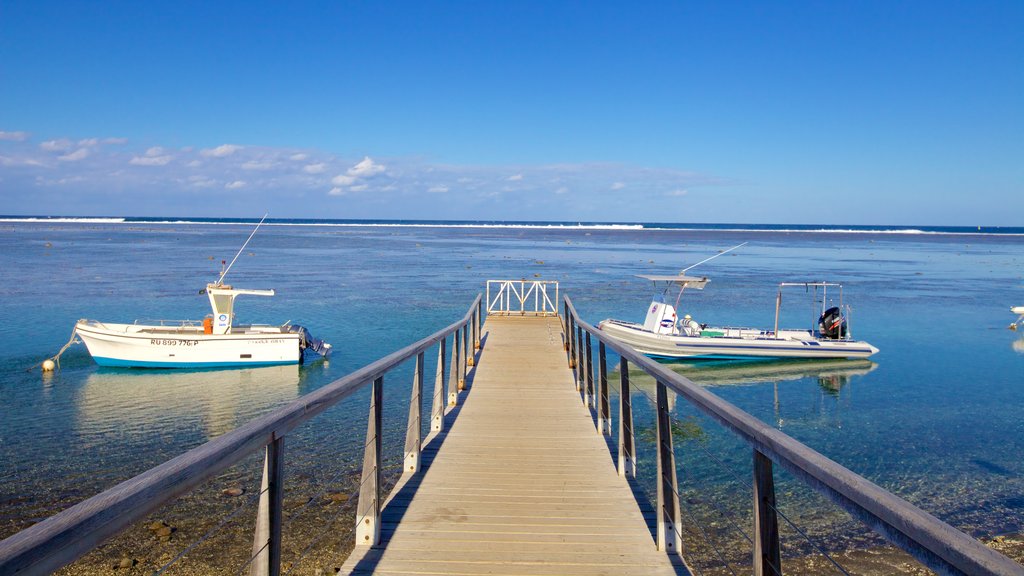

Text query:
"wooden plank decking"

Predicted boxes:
[[340, 315, 683, 576]]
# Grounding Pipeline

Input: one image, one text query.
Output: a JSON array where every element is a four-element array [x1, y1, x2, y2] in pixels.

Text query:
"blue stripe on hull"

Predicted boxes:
[[92, 356, 298, 369]]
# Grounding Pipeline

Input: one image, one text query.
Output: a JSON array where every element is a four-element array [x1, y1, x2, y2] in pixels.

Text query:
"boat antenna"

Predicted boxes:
[[681, 241, 747, 274], [216, 213, 268, 286]]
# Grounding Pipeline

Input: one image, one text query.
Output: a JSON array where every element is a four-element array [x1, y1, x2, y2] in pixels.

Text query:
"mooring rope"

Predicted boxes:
[[27, 326, 79, 372]]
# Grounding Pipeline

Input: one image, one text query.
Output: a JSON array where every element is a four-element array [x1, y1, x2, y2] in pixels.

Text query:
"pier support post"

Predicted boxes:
[[618, 357, 636, 477], [431, 338, 447, 432], [753, 450, 782, 576], [250, 435, 284, 576], [449, 329, 461, 405], [404, 352, 424, 474], [655, 380, 682, 554], [597, 341, 610, 436], [356, 376, 383, 547]]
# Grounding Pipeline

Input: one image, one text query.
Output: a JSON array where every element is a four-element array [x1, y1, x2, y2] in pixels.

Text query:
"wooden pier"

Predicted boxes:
[[340, 315, 681, 575]]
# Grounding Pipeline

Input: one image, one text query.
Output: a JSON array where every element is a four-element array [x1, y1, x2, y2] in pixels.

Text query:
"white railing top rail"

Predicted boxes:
[[563, 294, 1024, 576], [486, 279, 559, 316]]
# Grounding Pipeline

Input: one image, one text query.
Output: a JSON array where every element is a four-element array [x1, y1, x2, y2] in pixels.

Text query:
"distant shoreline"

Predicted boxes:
[[2, 215, 1023, 236]]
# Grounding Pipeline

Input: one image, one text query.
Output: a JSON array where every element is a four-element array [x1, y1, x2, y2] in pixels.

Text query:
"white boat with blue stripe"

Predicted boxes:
[[73, 216, 331, 369], [598, 258, 878, 361]]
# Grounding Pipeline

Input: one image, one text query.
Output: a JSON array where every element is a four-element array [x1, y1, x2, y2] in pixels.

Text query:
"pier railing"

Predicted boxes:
[[0, 295, 483, 576], [562, 295, 1024, 576], [486, 279, 558, 316]]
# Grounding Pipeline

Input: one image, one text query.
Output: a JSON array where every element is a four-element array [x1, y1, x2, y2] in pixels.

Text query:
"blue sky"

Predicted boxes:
[[1, 1, 1021, 224]]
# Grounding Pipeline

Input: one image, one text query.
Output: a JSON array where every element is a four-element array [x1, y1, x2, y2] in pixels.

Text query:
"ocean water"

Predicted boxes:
[[0, 219, 1022, 572]]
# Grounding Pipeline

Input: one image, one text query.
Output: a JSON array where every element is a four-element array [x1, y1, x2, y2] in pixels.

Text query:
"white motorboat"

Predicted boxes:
[[73, 217, 331, 369], [598, 272, 879, 361]]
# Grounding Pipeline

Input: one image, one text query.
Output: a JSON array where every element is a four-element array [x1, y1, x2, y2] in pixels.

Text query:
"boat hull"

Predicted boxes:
[[598, 320, 879, 360], [75, 321, 303, 368]]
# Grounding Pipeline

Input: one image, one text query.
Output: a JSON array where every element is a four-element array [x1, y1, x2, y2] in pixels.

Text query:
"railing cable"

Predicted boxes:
[[154, 486, 265, 575]]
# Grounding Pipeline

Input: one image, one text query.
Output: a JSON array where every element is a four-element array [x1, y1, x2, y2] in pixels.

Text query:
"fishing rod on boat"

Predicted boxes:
[[680, 241, 747, 275], [216, 213, 268, 286]]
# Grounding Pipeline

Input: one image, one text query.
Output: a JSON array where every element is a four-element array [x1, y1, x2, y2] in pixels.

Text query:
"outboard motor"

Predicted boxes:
[[818, 307, 847, 340], [287, 324, 333, 359]]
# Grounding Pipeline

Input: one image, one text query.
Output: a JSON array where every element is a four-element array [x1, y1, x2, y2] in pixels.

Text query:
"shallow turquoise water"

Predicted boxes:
[[1, 222, 1022, 569]]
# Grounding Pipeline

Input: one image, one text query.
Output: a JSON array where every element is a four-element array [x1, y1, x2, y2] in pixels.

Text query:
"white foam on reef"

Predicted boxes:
[[4, 217, 1022, 236], [0, 217, 127, 223]]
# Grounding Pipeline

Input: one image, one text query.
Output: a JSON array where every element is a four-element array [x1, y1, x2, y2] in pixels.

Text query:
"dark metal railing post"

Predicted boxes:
[[249, 435, 284, 576], [597, 341, 610, 436], [576, 326, 584, 392], [618, 357, 636, 477], [404, 352, 424, 474], [754, 450, 782, 576], [563, 302, 571, 353], [355, 376, 383, 546], [431, 338, 447, 432], [568, 315, 577, 370], [476, 298, 482, 350], [655, 380, 682, 554], [449, 329, 461, 405], [584, 332, 594, 408], [462, 323, 470, 371]]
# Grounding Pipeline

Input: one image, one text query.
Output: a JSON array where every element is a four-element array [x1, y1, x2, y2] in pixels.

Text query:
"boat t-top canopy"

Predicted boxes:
[[636, 274, 709, 290], [205, 284, 276, 334]]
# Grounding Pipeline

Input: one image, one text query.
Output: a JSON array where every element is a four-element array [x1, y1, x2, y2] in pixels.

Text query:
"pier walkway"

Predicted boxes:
[[340, 315, 681, 575]]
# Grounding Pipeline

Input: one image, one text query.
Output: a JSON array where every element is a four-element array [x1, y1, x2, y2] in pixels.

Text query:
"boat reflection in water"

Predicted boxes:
[[77, 364, 301, 439], [1013, 336, 1024, 354], [624, 358, 877, 425]]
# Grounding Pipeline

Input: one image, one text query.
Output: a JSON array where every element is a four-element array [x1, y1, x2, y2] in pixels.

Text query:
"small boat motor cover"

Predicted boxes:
[[818, 307, 847, 340]]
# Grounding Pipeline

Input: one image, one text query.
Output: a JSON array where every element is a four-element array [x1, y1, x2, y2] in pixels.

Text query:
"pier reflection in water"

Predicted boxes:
[[77, 364, 301, 439]]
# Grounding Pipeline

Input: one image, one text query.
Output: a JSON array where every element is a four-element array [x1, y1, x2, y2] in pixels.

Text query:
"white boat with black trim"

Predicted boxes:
[[73, 216, 331, 369], [598, 275, 879, 361]]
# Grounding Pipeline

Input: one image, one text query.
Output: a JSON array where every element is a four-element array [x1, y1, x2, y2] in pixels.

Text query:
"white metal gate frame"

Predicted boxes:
[[486, 280, 559, 316]]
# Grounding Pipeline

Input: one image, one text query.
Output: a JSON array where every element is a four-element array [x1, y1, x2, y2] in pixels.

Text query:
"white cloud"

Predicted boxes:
[[145, 146, 165, 156], [58, 148, 90, 161], [243, 160, 274, 170], [186, 160, 202, 168], [201, 144, 242, 157], [328, 186, 346, 196], [0, 131, 29, 142], [303, 162, 327, 174], [508, 174, 523, 181], [290, 153, 308, 161], [349, 184, 370, 192], [331, 174, 355, 186], [130, 154, 172, 166], [611, 182, 626, 190], [40, 139, 73, 151], [554, 187, 569, 195], [78, 138, 99, 147], [348, 156, 385, 177], [666, 189, 688, 196], [103, 137, 128, 145], [428, 185, 449, 193], [225, 180, 246, 189]]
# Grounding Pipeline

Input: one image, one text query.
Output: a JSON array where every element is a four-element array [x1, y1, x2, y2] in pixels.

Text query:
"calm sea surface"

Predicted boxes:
[[1, 220, 1022, 570]]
